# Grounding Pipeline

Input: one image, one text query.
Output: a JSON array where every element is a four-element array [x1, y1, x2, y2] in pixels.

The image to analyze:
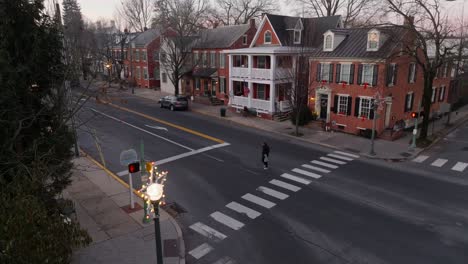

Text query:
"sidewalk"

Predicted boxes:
[[92, 82, 468, 161], [66, 152, 185, 264]]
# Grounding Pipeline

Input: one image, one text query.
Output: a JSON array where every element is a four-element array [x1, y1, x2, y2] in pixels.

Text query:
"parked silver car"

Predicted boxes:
[[159, 95, 189, 111]]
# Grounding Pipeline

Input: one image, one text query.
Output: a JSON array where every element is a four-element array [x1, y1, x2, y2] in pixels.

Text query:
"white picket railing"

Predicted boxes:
[[275, 68, 293, 80], [252, 98, 271, 112], [231, 67, 249, 78], [279, 100, 292, 112], [231, 96, 249, 107], [251, 68, 271, 80]]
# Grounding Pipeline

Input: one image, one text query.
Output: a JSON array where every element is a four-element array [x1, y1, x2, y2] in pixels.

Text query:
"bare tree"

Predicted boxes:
[[117, 0, 154, 32], [384, 0, 456, 141], [292, 0, 377, 27], [211, 0, 276, 26], [156, 0, 209, 95]]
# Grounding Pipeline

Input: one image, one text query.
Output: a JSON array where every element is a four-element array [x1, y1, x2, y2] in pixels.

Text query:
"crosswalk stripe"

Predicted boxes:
[[242, 193, 276, 208], [210, 211, 244, 230], [413, 155, 429, 163], [280, 173, 311, 185], [334, 151, 360, 158], [431, 158, 448, 167], [452, 162, 468, 172], [301, 164, 331, 173], [320, 157, 347, 165], [117, 170, 128, 177], [226, 202, 261, 219], [257, 186, 289, 200], [292, 168, 322, 179], [189, 243, 213, 259], [311, 160, 338, 169], [212, 256, 236, 264], [269, 179, 301, 192], [327, 153, 354, 161], [189, 222, 227, 241]]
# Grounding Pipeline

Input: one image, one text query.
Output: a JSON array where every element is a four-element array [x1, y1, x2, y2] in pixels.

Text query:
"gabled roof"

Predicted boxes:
[[193, 24, 252, 49], [312, 27, 407, 59], [264, 14, 342, 47], [132, 28, 162, 47]]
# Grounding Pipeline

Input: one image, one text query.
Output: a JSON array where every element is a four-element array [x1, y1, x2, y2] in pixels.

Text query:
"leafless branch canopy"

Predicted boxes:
[[117, 0, 154, 32], [210, 0, 277, 26]]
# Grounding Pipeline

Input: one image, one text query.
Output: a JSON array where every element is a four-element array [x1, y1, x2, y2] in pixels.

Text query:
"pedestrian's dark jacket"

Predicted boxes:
[[262, 144, 270, 158]]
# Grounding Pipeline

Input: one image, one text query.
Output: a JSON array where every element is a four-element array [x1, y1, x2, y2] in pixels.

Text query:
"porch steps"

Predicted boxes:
[[210, 97, 225, 106], [273, 111, 291, 122]]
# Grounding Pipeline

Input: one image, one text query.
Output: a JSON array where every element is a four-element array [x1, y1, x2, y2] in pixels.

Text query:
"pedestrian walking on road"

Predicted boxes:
[[262, 142, 270, 169]]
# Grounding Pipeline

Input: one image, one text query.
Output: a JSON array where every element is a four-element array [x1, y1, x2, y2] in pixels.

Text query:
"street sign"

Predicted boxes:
[[120, 149, 138, 166]]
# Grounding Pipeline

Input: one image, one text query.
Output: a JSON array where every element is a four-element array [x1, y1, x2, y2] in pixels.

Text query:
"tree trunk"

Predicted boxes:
[[173, 71, 179, 95], [295, 112, 300, 136], [419, 72, 434, 139]]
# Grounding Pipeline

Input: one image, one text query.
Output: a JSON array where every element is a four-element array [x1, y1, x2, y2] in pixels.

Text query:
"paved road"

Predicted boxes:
[[75, 91, 468, 264]]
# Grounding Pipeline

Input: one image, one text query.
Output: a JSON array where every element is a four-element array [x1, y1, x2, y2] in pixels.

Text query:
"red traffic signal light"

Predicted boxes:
[[128, 162, 140, 173], [411, 112, 418, 118]]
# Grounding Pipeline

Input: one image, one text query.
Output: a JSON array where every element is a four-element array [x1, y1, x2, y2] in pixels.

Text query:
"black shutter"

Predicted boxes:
[[336, 64, 341, 83], [329, 64, 334, 82], [347, 96, 352, 115], [394, 64, 398, 85], [357, 64, 363, 85], [386, 64, 391, 86], [410, 93, 414, 110], [404, 94, 409, 112], [349, 64, 355, 84], [369, 99, 375, 119], [316, 63, 321, 81], [354, 97, 360, 116], [333, 95, 338, 113], [372, 65, 379, 86]]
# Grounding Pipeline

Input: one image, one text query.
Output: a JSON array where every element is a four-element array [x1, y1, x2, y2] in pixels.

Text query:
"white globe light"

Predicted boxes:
[[146, 183, 163, 201]]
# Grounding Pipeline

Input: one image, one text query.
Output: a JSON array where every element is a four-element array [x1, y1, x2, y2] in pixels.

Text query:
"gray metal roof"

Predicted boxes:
[[132, 28, 162, 47], [265, 14, 342, 47], [193, 24, 251, 49], [311, 27, 407, 59]]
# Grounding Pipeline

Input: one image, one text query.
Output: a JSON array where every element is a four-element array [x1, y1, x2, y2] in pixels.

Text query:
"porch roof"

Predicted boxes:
[[227, 46, 316, 55], [192, 68, 218, 78]]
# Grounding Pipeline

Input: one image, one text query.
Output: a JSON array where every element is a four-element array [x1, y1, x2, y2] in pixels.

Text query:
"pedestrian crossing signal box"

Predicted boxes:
[[128, 162, 140, 173], [411, 112, 418, 118]]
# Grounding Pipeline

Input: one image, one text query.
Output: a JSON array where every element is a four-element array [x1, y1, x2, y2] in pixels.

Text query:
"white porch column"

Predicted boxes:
[[228, 55, 233, 76], [248, 55, 253, 77], [248, 81, 252, 108], [270, 55, 276, 80], [228, 78, 234, 106], [269, 81, 276, 113]]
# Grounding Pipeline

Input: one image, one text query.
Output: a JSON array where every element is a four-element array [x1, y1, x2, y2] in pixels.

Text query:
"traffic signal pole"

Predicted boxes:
[[129, 172, 135, 209], [410, 102, 421, 150]]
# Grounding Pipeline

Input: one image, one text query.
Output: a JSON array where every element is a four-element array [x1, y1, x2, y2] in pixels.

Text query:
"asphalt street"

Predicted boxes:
[[75, 91, 468, 264]]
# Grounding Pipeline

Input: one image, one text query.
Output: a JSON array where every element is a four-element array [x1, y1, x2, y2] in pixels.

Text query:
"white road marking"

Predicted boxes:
[[334, 151, 360, 158], [431, 158, 448, 167], [413, 155, 430, 163], [269, 179, 301, 192], [189, 222, 227, 241], [327, 153, 354, 161], [144, 124, 168, 131], [241, 193, 276, 209], [301, 164, 331, 173], [452, 162, 468, 172], [117, 170, 128, 177], [154, 142, 230, 166], [292, 168, 322, 179], [210, 211, 244, 230], [212, 256, 236, 264], [280, 173, 311, 185], [189, 243, 213, 259], [226, 202, 261, 219], [90, 107, 194, 151], [256, 186, 289, 200], [320, 157, 347, 165], [311, 160, 338, 169]]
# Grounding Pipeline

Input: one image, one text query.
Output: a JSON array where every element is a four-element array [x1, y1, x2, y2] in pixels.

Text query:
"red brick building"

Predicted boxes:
[[308, 27, 453, 139], [184, 20, 257, 104]]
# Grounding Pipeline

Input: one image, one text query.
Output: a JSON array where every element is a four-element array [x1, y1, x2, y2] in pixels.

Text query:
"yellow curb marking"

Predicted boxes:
[[81, 149, 144, 199], [102, 100, 224, 144]]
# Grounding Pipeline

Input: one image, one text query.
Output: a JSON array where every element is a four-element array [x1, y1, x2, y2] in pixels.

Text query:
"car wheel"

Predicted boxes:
[[170, 105, 175, 111]]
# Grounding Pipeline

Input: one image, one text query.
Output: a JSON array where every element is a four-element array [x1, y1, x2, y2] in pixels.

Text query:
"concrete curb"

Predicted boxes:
[[422, 114, 468, 153], [79, 149, 186, 264]]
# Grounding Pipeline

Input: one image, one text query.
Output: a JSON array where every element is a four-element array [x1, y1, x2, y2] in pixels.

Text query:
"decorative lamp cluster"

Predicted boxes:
[[138, 162, 168, 219]]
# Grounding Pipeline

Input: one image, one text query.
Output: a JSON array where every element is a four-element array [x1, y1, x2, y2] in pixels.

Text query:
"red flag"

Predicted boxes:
[[342, 81, 347, 88], [363, 82, 368, 89]]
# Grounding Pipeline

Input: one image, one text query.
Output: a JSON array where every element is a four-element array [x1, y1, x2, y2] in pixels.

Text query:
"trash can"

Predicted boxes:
[[220, 107, 226, 117]]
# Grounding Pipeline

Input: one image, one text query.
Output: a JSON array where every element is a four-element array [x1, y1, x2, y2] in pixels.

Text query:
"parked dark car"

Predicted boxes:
[[159, 95, 188, 111]]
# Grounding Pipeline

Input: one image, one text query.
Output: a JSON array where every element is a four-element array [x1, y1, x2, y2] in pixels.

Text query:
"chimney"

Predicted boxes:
[[403, 16, 414, 26], [249, 19, 256, 29]]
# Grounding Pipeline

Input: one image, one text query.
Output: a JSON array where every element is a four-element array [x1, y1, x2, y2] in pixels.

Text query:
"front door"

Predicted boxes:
[[320, 95, 328, 119], [211, 79, 217, 96]]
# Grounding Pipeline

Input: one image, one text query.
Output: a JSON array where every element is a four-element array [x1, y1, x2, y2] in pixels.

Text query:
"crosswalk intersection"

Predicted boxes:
[[186, 150, 360, 263], [412, 155, 468, 173]]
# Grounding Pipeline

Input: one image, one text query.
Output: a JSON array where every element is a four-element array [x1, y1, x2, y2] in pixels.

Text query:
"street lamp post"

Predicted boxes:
[[105, 62, 111, 88], [146, 183, 164, 264]]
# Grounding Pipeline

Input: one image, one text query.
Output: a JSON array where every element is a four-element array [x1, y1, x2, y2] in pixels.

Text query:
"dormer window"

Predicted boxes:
[[264, 31, 272, 44], [294, 30, 301, 44], [367, 30, 380, 51], [324, 35, 333, 50]]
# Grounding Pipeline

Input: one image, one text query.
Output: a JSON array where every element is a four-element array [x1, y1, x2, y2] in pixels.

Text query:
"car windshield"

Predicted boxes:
[[177, 97, 188, 102]]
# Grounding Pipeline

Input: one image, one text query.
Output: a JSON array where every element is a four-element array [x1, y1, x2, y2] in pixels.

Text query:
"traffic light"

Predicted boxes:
[[128, 162, 140, 173], [411, 112, 419, 118], [146, 162, 153, 172]]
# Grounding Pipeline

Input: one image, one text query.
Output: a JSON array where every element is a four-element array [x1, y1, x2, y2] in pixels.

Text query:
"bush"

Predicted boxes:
[[290, 106, 313, 126]]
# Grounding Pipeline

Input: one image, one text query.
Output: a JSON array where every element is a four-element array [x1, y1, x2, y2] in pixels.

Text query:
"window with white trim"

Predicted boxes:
[[338, 95, 348, 114], [359, 97, 372, 118], [388, 63, 397, 86], [324, 35, 333, 51], [202, 52, 207, 67], [219, 77, 226, 93], [409, 62, 416, 83], [195, 78, 200, 90], [405, 92, 413, 112], [451, 64, 456, 77], [135, 50, 140, 61], [367, 30, 379, 51], [264, 31, 272, 44], [431, 87, 436, 103], [142, 50, 147, 61], [242, 35, 247, 45], [194, 51, 199, 64], [143, 67, 148, 79], [340, 64, 351, 83], [135, 66, 140, 79], [439, 86, 445, 101], [162, 72, 167, 83], [219, 54, 225, 68], [321, 63, 331, 81], [257, 84, 266, 99], [294, 30, 301, 44], [362, 64, 373, 84], [210, 52, 216, 67]]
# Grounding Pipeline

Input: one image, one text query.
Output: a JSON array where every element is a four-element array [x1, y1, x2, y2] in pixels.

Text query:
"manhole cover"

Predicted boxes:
[[400, 152, 412, 157], [164, 239, 179, 257]]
